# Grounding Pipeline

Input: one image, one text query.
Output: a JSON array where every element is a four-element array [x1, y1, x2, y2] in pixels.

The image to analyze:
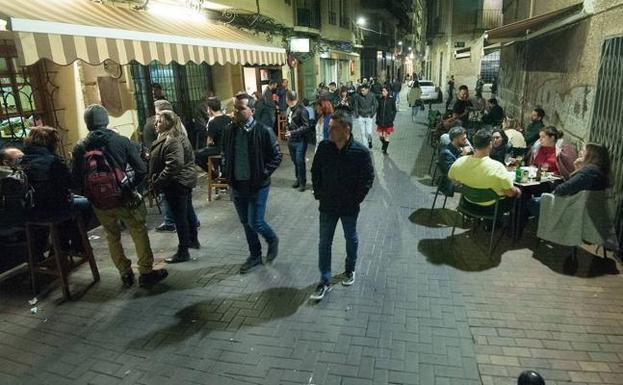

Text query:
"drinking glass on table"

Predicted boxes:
[[504, 153, 514, 167]]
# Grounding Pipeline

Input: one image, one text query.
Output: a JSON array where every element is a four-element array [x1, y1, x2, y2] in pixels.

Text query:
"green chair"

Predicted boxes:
[[451, 185, 508, 255]]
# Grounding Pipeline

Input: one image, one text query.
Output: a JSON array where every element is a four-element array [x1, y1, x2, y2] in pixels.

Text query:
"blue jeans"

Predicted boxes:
[[232, 186, 277, 260], [527, 196, 541, 218], [162, 193, 198, 227], [287, 139, 307, 185], [318, 211, 359, 284], [163, 183, 198, 251]]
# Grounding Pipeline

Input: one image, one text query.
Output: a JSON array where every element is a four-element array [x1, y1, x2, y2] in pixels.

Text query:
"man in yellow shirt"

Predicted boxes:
[[449, 129, 521, 213]]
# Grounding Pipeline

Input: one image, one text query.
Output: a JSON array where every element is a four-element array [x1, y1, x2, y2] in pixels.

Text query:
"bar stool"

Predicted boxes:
[[207, 155, 229, 202], [25, 212, 99, 300]]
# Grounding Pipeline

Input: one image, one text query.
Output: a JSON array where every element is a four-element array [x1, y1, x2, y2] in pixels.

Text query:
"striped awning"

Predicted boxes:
[[0, 0, 286, 67]]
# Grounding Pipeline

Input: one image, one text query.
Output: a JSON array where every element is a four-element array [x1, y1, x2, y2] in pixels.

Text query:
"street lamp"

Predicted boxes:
[[356, 17, 366, 26], [398, 41, 403, 46]]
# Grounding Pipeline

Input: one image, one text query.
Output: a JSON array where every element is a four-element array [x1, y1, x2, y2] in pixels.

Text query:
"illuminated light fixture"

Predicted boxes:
[[356, 16, 366, 26], [408, 46, 412, 51], [200, 1, 232, 10], [398, 41, 403, 46], [0, 19, 6, 31], [148, 2, 206, 23]]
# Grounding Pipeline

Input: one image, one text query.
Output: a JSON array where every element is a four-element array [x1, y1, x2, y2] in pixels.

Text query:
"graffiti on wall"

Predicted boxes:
[[531, 78, 594, 142]]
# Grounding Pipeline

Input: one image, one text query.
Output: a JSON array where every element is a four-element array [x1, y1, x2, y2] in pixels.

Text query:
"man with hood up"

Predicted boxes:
[[72, 104, 168, 288]]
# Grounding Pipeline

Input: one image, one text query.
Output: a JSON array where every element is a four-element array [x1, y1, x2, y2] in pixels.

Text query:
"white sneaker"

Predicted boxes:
[[341, 271, 356, 286], [310, 283, 331, 300]]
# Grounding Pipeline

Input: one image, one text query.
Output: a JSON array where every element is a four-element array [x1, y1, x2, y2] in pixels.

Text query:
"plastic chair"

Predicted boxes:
[[451, 185, 507, 255]]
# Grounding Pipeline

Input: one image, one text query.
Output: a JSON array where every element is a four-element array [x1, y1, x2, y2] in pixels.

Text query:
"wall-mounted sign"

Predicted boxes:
[[454, 41, 466, 48], [290, 38, 310, 53]]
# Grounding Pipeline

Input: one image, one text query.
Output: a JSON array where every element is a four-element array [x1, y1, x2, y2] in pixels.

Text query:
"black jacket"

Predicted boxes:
[[149, 132, 197, 191], [437, 143, 462, 196], [554, 164, 608, 196], [72, 128, 146, 193], [376, 96, 397, 126], [286, 103, 311, 141], [255, 91, 277, 129], [482, 105, 504, 126], [21, 145, 72, 214], [311, 137, 375, 215], [222, 119, 282, 191]]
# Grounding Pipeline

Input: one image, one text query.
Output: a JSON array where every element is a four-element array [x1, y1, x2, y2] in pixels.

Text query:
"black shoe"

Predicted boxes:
[[138, 269, 168, 288], [298, 184, 306, 192], [165, 250, 190, 263], [240, 258, 262, 274], [155, 223, 176, 233], [266, 237, 279, 262], [341, 271, 356, 286], [368, 141, 373, 149], [189, 240, 201, 250], [309, 283, 331, 301], [291, 181, 300, 189], [120, 269, 135, 288]]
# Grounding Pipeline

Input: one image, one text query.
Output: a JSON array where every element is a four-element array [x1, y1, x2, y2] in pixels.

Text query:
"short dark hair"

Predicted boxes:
[[268, 80, 278, 87], [206, 97, 221, 112], [488, 98, 498, 105], [331, 110, 353, 130], [286, 90, 298, 102], [459, 85, 468, 91], [534, 107, 545, 119], [24, 126, 60, 153], [452, 101, 466, 114], [448, 126, 466, 141], [151, 82, 162, 89], [360, 84, 370, 89], [473, 128, 493, 150], [329, 82, 337, 87], [235, 93, 256, 110]]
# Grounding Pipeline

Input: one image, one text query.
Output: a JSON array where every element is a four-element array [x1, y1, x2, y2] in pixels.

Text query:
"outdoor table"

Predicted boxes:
[[507, 167, 563, 242]]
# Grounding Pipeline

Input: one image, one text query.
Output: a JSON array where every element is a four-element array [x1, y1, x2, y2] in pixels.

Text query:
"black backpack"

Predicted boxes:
[[82, 148, 128, 210], [0, 166, 33, 226]]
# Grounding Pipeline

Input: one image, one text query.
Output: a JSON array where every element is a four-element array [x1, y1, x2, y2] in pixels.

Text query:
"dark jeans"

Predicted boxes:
[[162, 183, 198, 252], [287, 139, 307, 185], [162, 193, 198, 227], [232, 185, 277, 261], [319, 211, 359, 284]]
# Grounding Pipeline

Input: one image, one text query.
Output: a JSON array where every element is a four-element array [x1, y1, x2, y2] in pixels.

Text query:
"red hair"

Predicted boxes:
[[318, 99, 334, 116]]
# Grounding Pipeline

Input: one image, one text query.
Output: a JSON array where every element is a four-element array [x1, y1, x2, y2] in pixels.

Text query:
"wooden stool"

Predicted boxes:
[[25, 213, 100, 300], [207, 155, 229, 202], [277, 115, 287, 141]]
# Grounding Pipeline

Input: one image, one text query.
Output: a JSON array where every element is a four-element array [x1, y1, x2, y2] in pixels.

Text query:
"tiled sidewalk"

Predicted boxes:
[[1, 97, 622, 385]]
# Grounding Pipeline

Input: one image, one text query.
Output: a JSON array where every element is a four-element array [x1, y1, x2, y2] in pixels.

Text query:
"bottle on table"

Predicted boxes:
[[535, 166, 542, 182]]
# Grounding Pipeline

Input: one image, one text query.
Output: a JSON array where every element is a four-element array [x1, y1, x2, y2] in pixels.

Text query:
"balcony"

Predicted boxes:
[[454, 9, 503, 34]]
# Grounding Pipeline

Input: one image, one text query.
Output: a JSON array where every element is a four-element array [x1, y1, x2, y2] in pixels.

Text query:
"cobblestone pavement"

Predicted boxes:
[[2, 94, 623, 385]]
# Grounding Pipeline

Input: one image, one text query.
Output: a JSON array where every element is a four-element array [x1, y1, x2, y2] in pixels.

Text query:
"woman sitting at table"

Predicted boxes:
[[527, 143, 610, 217], [502, 115, 526, 149], [528, 126, 576, 178], [489, 128, 511, 164]]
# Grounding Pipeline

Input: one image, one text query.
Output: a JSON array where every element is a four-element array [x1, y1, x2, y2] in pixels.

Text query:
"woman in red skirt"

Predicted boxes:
[[376, 86, 397, 154]]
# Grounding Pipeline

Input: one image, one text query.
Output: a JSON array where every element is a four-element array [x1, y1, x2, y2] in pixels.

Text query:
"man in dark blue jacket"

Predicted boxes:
[[310, 110, 375, 300], [222, 93, 282, 274], [437, 126, 469, 196]]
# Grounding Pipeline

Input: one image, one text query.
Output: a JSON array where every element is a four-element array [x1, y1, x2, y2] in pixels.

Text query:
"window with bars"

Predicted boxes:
[[0, 41, 51, 144], [329, 0, 337, 25], [339, 0, 350, 28], [589, 37, 623, 224], [130, 61, 213, 148], [480, 49, 500, 83]]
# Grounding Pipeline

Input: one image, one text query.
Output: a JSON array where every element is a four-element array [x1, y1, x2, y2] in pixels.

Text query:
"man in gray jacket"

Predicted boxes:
[[353, 84, 378, 149]]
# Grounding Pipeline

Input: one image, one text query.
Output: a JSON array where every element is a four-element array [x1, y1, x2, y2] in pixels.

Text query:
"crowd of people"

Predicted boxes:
[[435, 79, 612, 235]]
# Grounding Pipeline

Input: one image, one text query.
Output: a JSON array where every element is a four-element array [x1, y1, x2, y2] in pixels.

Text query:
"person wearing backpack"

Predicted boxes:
[[72, 104, 167, 288], [149, 110, 199, 263]]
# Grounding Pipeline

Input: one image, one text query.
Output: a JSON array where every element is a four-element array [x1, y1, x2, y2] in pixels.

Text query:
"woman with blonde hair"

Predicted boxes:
[[502, 115, 526, 149], [149, 110, 198, 263]]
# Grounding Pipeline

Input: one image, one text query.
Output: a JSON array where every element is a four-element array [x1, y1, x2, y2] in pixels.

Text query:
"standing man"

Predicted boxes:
[[524, 107, 545, 147], [277, 78, 289, 114], [310, 110, 375, 300], [391, 78, 402, 109], [221, 93, 282, 274], [475, 75, 484, 98], [353, 84, 378, 149], [255, 80, 278, 129], [72, 104, 168, 288], [284, 90, 311, 192], [328, 82, 339, 106], [446, 75, 455, 111]]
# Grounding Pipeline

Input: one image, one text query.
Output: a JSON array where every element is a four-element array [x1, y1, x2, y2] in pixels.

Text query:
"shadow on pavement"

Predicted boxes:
[[408, 208, 461, 228], [127, 285, 314, 349], [533, 241, 620, 277], [418, 232, 502, 272]]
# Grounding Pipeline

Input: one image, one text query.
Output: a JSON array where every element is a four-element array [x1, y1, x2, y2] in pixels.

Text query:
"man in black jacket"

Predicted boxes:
[[72, 104, 167, 288], [482, 98, 505, 127], [310, 110, 375, 300], [284, 90, 311, 191], [222, 93, 282, 274]]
